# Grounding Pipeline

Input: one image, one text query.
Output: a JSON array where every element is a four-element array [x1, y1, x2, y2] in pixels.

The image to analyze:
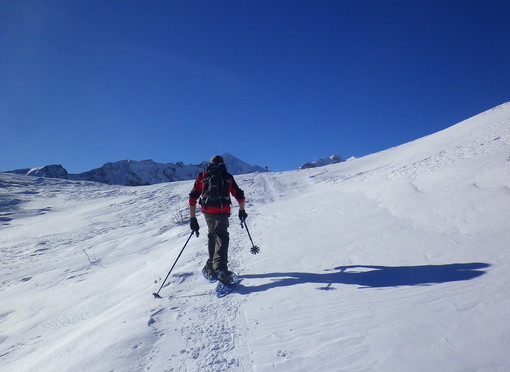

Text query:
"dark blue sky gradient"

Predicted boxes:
[[1, 1, 509, 172]]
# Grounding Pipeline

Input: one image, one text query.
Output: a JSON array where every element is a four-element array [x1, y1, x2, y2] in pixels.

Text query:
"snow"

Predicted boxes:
[[1, 103, 510, 371]]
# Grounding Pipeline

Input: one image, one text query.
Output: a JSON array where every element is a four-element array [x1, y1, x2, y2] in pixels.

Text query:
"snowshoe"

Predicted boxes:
[[215, 271, 240, 298], [202, 265, 218, 282], [216, 269, 234, 286]]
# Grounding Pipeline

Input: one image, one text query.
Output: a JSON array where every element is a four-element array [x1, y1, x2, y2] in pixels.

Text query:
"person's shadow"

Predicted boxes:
[[236, 263, 490, 294]]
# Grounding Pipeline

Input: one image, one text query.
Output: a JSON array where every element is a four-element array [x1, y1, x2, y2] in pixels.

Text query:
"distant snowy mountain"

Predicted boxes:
[[7, 165, 69, 178], [70, 159, 207, 186], [221, 153, 267, 174], [299, 154, 345, 169], [6, 153, 266, 186]]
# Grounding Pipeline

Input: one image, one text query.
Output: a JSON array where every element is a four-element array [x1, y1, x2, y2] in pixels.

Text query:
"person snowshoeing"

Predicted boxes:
[[188, 155, 247, 285]]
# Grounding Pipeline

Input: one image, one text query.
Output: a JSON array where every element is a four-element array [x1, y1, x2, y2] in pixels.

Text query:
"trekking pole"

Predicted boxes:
[[153, 230, 199, 299], [241, 218, 260, 255]]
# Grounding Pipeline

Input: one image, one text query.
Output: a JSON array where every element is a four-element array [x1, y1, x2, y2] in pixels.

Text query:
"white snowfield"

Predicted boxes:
[[1, 103, 510, 372]]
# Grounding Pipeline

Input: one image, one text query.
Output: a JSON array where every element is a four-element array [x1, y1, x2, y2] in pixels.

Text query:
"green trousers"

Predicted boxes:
[[204, 213, 230, 271]]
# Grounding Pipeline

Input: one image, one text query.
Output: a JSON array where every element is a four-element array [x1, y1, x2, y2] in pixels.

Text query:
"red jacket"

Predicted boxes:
[[189, 170, 245, 214]]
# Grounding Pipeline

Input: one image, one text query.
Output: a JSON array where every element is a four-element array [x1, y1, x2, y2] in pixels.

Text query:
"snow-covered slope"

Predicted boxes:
[[1, 103, 510, 371], [6, 153, 266, 186]]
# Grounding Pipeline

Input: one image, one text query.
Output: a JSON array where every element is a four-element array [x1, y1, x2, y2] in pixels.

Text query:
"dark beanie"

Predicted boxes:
[[210, 155, 224, 164]]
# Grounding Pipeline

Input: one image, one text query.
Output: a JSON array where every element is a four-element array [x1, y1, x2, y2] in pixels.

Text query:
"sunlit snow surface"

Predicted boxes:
[[1, 103, 510, 371]]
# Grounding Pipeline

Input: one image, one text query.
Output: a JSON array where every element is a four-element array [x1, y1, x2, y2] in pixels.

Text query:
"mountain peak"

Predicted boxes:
[[220, 153, 266, 174], [6, 155, 267, 186], [299, 155, 345, 169]]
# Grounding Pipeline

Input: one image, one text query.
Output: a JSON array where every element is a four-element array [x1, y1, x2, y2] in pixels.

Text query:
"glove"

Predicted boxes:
[[190, 217, 199, 232], [238, 210, 248, 221]]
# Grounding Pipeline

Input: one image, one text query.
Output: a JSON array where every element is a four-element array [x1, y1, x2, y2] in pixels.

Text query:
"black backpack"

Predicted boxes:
[[199, 164, 231, 208]]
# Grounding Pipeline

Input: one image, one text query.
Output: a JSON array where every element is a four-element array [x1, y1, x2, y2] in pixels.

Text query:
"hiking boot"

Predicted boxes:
[[216, 269, 234, 286], [202, 264, 218, 282]]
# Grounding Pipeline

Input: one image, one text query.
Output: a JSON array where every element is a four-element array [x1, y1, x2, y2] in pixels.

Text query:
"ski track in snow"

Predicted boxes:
[[145, 231, 251, 372], [1, 103, 510, 371], [142, 174, 286, 372]]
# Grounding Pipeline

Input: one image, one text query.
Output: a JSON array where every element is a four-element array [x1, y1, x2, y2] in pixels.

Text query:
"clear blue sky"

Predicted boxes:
[[1, 1, 509, 173]]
